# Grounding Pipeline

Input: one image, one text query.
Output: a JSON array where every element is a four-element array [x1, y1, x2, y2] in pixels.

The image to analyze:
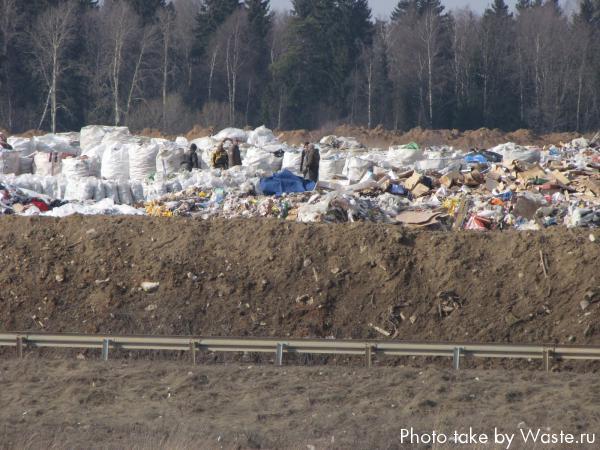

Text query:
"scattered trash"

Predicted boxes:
[[0, 127, 597, 230], [140, 281, 160, 292]]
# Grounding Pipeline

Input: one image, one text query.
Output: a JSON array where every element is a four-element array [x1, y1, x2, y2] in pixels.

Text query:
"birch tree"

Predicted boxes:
[[0, 0, 19, 129], [29, 0, 77, 133]]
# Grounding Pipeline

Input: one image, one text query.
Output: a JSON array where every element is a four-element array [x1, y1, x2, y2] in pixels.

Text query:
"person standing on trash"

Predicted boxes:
[[212, 140, 229, 169], [300, 142, 320, 182], [181, 144, 200, 172], [0, 133, 13, 150], [227, 138, 242, 168]]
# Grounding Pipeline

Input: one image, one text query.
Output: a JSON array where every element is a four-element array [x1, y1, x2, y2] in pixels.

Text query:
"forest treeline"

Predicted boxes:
[[0, 0, 598, 134]]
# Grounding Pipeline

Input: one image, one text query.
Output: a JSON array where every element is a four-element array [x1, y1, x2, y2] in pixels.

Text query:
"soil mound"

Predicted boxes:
[[0, 217, 597, 344]]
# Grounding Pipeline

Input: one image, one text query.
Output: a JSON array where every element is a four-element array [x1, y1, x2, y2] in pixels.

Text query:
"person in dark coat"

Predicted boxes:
[[300, 142, 320, 182], [181, 144, 200, 172], [227, 139, 242, 168]]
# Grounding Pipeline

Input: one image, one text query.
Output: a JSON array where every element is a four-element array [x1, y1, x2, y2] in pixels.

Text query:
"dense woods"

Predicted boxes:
[[0, 0, 598, 134]]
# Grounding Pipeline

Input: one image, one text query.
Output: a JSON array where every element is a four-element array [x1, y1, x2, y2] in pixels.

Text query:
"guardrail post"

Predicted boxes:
[[16, 336, 23, 359], [365, 344, 374, 368], [102, 338, 110, 361], [543, 348, 553, 372], [190, 341, 197, 366], [453, 347, 463, 370], [275, 343, 285, 366]]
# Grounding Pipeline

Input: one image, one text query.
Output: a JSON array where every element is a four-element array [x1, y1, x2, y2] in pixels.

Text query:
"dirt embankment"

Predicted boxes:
[[276, 125, 589, 149], [0, 217, 597, 345]]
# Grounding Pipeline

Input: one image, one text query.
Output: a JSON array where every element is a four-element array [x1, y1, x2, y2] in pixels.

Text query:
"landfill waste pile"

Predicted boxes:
[[0, 125, 598, 230]]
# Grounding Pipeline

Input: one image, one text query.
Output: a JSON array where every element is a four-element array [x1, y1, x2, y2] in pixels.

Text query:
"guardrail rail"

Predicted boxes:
[[2, 332, 600, 370]]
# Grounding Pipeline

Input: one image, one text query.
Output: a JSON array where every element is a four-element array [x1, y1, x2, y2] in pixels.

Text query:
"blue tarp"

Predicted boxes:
[[259, 170, 316, 196]]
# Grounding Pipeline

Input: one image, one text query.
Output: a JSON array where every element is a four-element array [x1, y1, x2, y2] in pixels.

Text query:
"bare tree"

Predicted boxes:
[[29, 0, 77, 132], [173, 0, 201, 90], [99, 0, 140, 126], [158, 8, 175, 130], [0, 0, 19, 130]]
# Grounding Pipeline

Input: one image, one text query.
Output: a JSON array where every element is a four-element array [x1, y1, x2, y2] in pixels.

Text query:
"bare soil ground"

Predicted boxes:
[[1, 359, 599, 450], [0, 217, 598, 347], [275, 125, 590, 149]]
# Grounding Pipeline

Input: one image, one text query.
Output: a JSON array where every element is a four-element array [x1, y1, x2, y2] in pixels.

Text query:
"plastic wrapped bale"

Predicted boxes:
[[213, 127, 248, 143], [282, 151, 303, 175], [117, 180, 134, 205], [101, 143, 130, 180], [64, 177, 97, 202], [489, 142, 541, 163], [103, 180, 120, 203], [243, 147, 283, 173], [93, 179, 106, 201], [61, 156, 92, 178], [319, 156, 346, 181], [18, 156, 34, 175], [7, 137, 35, 156], [130, 180, 145, 203], [0, 150, 21, 175], [387, 145, 425, 168], [32, 134, 79, 155], [155, 143, 185, 177], [129, 142, 159, 181], [39, 176, 67, 199], [343, 156, 372, 183], [247, 125, 277, 147]]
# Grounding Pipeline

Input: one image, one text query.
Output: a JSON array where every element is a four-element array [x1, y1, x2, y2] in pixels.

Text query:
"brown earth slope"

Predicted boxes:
[[0, 217, 597, 345]]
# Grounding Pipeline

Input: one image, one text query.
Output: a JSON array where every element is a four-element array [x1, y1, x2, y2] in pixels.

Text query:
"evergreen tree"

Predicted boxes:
[[246, 0, 273, 125], [124, 0, 166, 24], [194, 0, 241, 59]]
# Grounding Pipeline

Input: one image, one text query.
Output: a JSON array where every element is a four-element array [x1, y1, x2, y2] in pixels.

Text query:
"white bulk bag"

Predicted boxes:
[[387, 146, 425, 168], [129, 142, 159, 181], [80, 125, 130, 152], [33, 152, 62, 176], [490, 142, 540, 163], [61, 157, 92, 178], [282, 151, 303, 174], [247, 126, 277, 147], [214, 127, 248, 142], [155, 143, 185, 177], [319, 157, 346, 181], [242, 147, 283, 173], [101, 143, 130, 180], [190, 136, 218, 152], [343, 156, 372, 183]]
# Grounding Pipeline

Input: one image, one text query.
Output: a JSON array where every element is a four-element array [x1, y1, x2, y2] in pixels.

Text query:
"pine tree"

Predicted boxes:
[[194, 0, 240, 59], [246, 0, 272, 125], [125, 0, 166, 24]]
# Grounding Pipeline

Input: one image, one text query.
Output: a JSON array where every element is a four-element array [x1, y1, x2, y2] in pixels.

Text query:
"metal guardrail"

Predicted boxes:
[[2, 332, 600, 370]]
